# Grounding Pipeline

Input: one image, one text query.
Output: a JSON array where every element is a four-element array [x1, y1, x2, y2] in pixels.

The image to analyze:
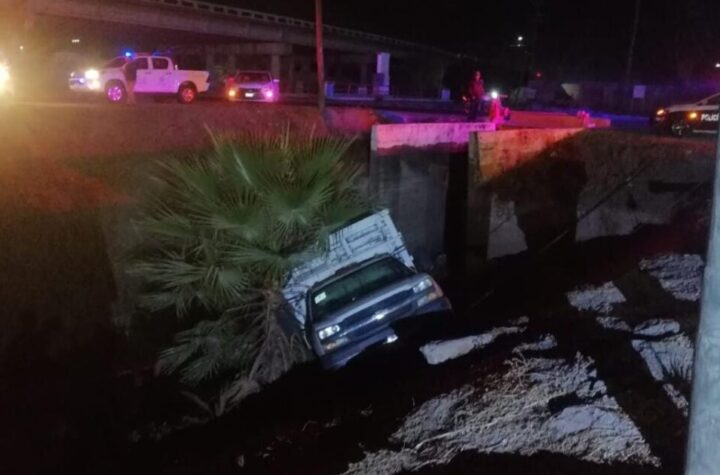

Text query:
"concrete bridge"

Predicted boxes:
[[22, 0, 470, 95]]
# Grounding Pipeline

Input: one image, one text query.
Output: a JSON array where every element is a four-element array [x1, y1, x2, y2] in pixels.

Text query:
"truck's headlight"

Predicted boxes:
[[414, 277, 444, 307], [413, 278, 433, 294], [84, 69, 100, 80], [417, 290, 442, 307], [318, 325, 341, 341]]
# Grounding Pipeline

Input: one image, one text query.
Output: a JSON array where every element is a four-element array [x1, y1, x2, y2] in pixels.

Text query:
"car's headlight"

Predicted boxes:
[[318, 325, 341, 341], [413, 277, 444, 307], [263, 88, 274, 99], [84, 69, 100, 80], [490, 90, 499, 100], [413, 278, 434, 294], [417, 290, 443, 307]]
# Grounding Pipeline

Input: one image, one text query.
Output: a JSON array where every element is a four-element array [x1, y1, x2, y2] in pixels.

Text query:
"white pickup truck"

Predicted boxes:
[[281, 210, 451, 369], [69, 55, 209, 104]]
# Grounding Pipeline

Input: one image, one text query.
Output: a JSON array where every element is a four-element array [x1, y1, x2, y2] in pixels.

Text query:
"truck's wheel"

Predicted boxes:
[[670, 120, 689, 138], [178, 84, 196, 104], [105, 81, 126, 103]]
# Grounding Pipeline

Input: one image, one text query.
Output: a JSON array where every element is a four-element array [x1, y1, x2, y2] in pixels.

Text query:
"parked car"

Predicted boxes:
[[281, 210, 452, 370], [652, 92, 720, 137], [225, 70, 279, 102], [69, 54, 210, 104]]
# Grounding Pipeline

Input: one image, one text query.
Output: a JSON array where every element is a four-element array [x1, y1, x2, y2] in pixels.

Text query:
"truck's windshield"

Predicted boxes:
[[310, 258, 412, 322], [235, 72, 271, 83]]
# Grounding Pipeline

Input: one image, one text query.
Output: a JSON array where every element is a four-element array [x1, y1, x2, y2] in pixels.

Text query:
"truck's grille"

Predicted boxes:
[[339, 289, 415, 339], [239, 88, 262, 98]]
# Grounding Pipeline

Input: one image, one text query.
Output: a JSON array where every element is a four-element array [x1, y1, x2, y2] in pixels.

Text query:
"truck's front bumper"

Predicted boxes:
[[319, 297, 452, 370], [69, 78, 101, 93]]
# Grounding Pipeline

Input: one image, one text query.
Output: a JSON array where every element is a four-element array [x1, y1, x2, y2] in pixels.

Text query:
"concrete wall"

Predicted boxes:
[[467, 129, 584, 260], [367, 125, 715, 279], [372, 122, 496, 152], [369, 113, 607, 155], [506, 111, 611, 130], [369, 149, 458, 271], [467, 130, 716, 263]]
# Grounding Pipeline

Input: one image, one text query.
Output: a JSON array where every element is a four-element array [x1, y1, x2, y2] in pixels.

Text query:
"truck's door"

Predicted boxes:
[[132, 57, 151, 92], [149, 57, 175, 93], [698, 94, 720, 132]]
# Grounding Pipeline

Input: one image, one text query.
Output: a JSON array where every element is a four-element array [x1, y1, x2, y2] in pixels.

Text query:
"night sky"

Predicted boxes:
[[216, 0, 720, 82]]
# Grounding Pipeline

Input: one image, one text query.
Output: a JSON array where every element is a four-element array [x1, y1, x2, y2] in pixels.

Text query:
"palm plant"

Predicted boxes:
[[130, 129, 367, 413]]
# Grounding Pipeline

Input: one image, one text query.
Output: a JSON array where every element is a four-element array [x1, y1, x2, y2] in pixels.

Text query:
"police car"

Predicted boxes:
[[653, 92, 720, 137]]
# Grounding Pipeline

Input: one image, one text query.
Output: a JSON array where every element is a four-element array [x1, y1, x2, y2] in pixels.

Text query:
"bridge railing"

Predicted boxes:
[[139, 0, 461, 57]]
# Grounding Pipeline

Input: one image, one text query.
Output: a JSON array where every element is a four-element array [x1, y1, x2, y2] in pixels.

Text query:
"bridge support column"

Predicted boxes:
[[205, 51, 215, 71], [376, 52, 391, 96], [360, 62, 369, 87], [271, 54, 281, 80], [286, 59, 295, 93]]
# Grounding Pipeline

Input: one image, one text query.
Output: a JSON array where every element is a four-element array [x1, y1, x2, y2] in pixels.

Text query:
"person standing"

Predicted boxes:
[[123, 59, 139, 104], [467, 70, 486, 121]]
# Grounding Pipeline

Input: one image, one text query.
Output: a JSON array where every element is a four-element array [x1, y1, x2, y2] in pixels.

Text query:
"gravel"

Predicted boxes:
[[513, 334, 558, 354], [631, 334, 694, 383], [566, 282, 626, 314], [420, 325, 526, 365], [633, 319, 681, 338], [343, 354, 658, 474], [639, 254, 704, 302], [596, 317, 633, 332]]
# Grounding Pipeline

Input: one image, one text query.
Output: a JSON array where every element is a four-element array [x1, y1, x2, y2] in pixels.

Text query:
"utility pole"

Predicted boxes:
[[314, 0, 326, 113], [527, 0, 544, 84], [686, 102, 720, 474], [625, 0, 641, 83]]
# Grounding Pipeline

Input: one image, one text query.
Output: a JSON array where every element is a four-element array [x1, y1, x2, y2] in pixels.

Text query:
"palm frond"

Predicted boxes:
[[132, 127, 371, 391]]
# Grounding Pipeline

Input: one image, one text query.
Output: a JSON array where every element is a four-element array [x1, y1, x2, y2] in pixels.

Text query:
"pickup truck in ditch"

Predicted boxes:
[[282, 210, 452, 370], [69, 55, 209, 104]]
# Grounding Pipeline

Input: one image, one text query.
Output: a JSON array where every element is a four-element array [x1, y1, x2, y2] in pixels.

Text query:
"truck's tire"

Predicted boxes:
[[670, 119, 689, 138], [105, 81, 127, 104], [177, 84, 197, 104]]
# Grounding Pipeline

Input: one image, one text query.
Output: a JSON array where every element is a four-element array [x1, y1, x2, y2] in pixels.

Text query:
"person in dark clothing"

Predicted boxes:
[[467, 71, 486, 121], [123, 59, 139, 104]]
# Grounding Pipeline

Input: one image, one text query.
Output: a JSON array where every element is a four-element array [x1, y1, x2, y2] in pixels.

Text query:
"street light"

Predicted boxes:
[[517, 35, 524, 42]]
